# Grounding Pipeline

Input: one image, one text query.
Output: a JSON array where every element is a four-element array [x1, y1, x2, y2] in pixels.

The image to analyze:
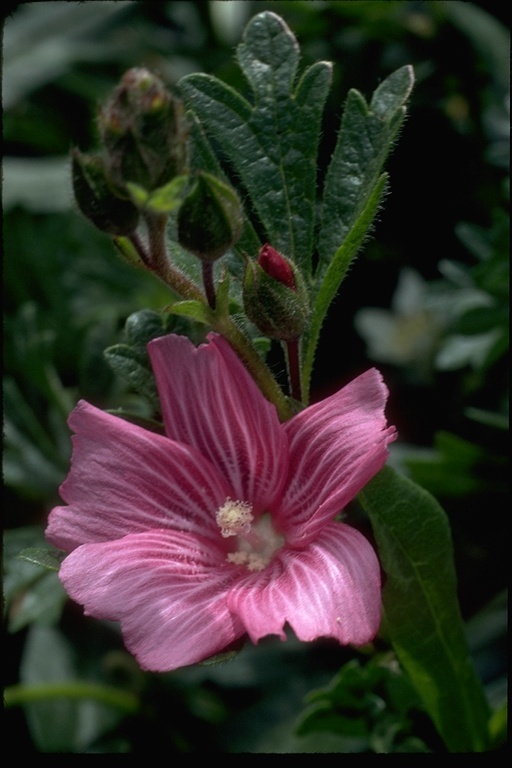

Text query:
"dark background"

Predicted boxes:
[[3, 1, 508, 753]]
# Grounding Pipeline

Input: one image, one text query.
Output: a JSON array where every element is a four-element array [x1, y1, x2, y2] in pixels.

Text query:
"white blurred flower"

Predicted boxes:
[[354, 269, 445, 377]]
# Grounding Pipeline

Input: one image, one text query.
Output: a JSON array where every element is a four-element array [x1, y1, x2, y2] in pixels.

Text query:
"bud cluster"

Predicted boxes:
[[72, 68, 187, 236], [98, 67, 186, 194]]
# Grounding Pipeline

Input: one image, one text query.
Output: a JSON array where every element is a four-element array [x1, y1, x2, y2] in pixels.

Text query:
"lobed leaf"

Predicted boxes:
[[317, 65, 414, 274], [103, 343, 158, 406], [179, 11, 332, 273], [302, 174, 388, 399]]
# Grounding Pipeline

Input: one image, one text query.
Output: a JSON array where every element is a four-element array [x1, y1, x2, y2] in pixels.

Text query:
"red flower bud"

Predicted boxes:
[[258, 244, 296, 290]]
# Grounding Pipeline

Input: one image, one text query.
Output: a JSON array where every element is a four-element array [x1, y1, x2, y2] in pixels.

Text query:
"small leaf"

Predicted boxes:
[[103, 343, 158, 405], [19, 547, 66, 572], [124, 308, 168, 347], [125, 181, 149, 207], [145, 175, 188, 213], [169, 299, 215, 325], [113, 235, 146, 267], [4, 529, 67, 632], [359, 465, 491, 753], [9, 571, 67, 633]]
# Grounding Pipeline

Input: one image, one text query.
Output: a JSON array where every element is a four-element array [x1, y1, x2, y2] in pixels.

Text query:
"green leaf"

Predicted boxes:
[[359, 465, 491, 752], [103, 343, 158, 405], [317, 65, 413, 275], [3, 416, 67, 499], [113, 235, 146, 267], [169, 299, 215, 325], [403, 430, 506, 498], [302, 66, 414, 399], [297, 654, 428, 753], [302, 174, 388, 399], [179, 11, 332, 273], [123, 308, 168, 347], [3, 528, 67, 632], [19, 547, 66, 572], [18, 625, 130, 752]]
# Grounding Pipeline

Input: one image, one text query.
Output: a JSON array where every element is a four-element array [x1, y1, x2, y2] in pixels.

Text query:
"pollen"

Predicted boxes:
[[216, 498, 254, 538], [220, 505, 285, 573]]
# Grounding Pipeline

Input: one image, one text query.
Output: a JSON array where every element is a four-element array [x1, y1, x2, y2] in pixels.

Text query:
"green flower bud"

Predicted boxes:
[[98, 67, 186, 192], [71, 149, 139, 235], [243, 244, 310, 341], [177, 172, 243, 262]]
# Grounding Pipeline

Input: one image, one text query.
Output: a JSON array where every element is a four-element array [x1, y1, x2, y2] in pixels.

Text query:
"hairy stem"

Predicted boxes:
[[284, 338, 303, 404], [202, 261, 216, 309], [215, 316, 292, 422], [128, 216, 291, 420]]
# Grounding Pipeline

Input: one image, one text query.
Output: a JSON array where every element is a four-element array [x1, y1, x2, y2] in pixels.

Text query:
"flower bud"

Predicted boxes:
[[71, 148, 139, 235], [243, 244, 310, 340], [98, 67, 186, 193], [177, 172, 243, 262]]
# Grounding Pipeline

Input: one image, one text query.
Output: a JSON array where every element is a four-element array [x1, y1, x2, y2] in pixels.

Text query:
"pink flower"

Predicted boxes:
[[46, 333, 396, 671]]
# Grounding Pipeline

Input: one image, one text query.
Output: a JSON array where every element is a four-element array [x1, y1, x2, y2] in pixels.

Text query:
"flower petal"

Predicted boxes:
[[275, 369, 396, 545], [227, 523, 381, 647], [46, 400, 230, 552], [148, 333, 288, 511], [58, 529, 244, 671]]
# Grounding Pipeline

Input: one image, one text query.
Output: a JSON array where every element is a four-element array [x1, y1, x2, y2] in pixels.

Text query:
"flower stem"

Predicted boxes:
[[128, 230, 151, 264], [215, 316, 292, 422], [4, 682, 140, 714], [284, 339, 303, 403], [202, 261, 216, 309], [141, 211, 205, 301], [128, 214, 292, 421]]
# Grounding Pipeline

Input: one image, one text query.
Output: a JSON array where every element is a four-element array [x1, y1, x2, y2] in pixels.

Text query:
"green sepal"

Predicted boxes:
[[126, 175, 188, 214], [177, 172, 243, 261], [71, 149, 139, 236], [243, 257, 309, 341]]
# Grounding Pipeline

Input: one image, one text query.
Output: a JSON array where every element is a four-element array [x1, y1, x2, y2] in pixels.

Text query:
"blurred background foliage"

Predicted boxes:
[[3, 0, 508, 753]]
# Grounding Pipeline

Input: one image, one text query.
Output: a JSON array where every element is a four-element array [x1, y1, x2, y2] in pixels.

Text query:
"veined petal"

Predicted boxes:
[[148, 333, 288, 511], [275, 369, 396, 545], [46, 401, 230, 552], [59, 529, 244, 671], [227, 523, 381, 646]]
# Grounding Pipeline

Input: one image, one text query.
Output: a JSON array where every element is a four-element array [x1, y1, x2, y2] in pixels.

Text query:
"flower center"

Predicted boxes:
[[216, 498, 284, 572]]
